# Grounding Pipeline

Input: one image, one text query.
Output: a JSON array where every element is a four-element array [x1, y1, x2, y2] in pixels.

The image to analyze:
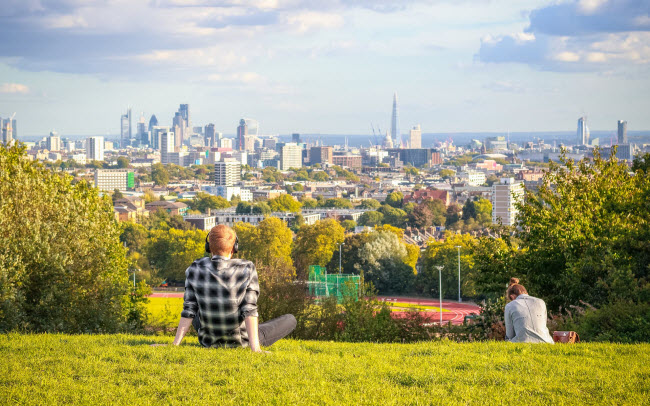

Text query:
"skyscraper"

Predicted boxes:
[[137, 113, 147, 146], [86, 136, 105, 161], [292, 133, 301, 144], [121, 108, 132, 148], [408, 125, 422, 149], [1, 118, 13, 145], [179, 104, 190, 130], [236, 119, 247, 151], [148, 114, 158, 132], [150, 126, 169, 151], [172, 112, 185, 148], [391, 93, 400, 148], [577, 116, 590, 146], [617, 120, 628, 144], [204, 123, 216, 147]]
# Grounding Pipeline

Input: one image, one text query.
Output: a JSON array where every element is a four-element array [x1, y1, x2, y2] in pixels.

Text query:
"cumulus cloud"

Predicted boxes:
[[0, 83, 30, 94], [478, 0, 650, 71]]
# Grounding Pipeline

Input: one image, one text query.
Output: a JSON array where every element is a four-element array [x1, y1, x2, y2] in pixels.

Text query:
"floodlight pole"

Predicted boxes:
[[436, 265, 443, 326], [455, 245, 462, 302], [338, 242, 345, 274]]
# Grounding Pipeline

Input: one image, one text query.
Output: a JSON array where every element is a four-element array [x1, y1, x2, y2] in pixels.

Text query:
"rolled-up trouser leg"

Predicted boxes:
[[258, 314, 297, 347]]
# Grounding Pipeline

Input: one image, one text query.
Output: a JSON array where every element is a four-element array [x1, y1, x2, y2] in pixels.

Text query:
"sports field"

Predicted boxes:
[[1, 334, 648, 405]]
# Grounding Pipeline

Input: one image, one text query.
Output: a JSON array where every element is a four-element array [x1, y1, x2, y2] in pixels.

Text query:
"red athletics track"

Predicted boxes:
[[149, 293, 481, 326]]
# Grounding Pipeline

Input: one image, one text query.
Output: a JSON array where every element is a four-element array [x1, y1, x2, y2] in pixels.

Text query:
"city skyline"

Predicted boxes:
[[0, 0, 649, 136]]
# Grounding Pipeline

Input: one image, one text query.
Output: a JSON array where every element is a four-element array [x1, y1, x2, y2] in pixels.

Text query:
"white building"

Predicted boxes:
[[219, 138, 233, 149], [160, 132, 175, 164], [492, 177, 524, 226], [86, 136, 104, 161], [47, 133, 61, 152], [203, 185, 253, 202], [457, 170, 486, 186], [95, 169, 135, 192], [280, 142, 302, 170], [409, 125, 422, 149], [214, 159, 241, 186]]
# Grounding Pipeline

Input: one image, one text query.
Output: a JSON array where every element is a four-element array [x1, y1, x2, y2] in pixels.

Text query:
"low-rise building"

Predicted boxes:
[[95, 169, 135, 192], [145, 200, 188, 216], [403, 188, 451, 206]]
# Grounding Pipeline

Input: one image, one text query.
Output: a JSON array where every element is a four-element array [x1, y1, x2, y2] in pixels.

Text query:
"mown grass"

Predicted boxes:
[[1, 334, 648, 405]]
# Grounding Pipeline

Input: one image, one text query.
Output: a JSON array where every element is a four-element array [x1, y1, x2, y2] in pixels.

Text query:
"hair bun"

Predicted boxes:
[[509, 277, 519, 286]]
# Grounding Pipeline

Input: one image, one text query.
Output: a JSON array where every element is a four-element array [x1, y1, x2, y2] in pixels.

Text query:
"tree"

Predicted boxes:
[[320, 198, 353, 209], [146, 228, 205, 282], [439, 169, 455, 179], [513, 149, 650, 309], [193, 193, 230, 213], [268, 194, 302, 213], [632, 153, 650, 174], [151, 163, 170, 186], [234, 218, 294, 279], [359, 199, 381, 210], [417, 232, 477, 299], [385, 191, 403, 208], [341, 219, 356, 231], [0, 144, 136, 333], [112, 188, 124, 202], [293, 219, 345, 277], [358, 211, 384, 227], [311, 171, 329, 181], [116, 156, 130, 168], [357, 231, 409, 293], [379, 204, 407, 228], [445, 203, 462, 228], [293, 183, 304, 192], [301, 197, 318, 209], [404, 166, 419, 176]]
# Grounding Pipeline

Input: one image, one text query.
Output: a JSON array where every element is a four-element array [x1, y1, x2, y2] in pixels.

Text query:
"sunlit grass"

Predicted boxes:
[[1, 334, 648, 405]]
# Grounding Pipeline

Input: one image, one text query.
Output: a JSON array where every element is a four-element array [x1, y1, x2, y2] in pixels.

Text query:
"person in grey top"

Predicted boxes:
[[504, 278, 554, 344]]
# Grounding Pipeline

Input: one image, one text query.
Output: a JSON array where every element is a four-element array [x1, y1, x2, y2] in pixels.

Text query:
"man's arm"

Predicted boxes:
[[173, 317, 193, 346], [245, 316, 262, 352], [175, 266, 198, 346]]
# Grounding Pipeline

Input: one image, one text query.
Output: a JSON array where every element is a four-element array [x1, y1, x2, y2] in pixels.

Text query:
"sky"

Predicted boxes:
[[0, 0, 649, 137]]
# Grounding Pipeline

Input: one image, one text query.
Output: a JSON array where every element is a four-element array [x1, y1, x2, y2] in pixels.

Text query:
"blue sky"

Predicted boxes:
[[0, 0, 649, 136]]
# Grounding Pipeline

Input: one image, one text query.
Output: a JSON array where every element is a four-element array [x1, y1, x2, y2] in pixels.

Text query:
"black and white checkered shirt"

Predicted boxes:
[[181, 255, 259, 348]]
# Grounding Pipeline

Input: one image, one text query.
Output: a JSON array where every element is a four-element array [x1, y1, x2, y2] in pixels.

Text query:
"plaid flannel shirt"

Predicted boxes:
[[181, 255, 259, 348]]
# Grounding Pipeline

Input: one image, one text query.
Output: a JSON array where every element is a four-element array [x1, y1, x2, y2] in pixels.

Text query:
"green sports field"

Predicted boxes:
[[1, 334, 648, 405]]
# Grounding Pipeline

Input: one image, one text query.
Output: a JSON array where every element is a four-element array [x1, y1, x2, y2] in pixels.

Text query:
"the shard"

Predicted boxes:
[[391, 92, 400, 148]]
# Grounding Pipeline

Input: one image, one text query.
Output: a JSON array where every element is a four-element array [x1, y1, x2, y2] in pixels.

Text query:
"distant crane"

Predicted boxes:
[[370, 123, 380, 146]]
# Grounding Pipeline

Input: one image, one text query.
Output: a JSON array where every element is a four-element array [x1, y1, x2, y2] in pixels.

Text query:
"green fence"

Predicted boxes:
[[308, 265, 360, 303]]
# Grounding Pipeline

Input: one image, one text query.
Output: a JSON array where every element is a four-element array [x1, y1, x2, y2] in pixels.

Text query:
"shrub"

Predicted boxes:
[[577, 301, 650, 343]]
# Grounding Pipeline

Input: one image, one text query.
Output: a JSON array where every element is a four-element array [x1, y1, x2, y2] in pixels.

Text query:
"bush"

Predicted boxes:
[[577, 301, 650, 343], [0, 143, 139, 333]]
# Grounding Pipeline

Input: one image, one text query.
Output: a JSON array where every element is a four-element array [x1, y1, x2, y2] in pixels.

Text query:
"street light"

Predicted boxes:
[[129, 268, 141, 288], [338, 242, 345, 274], [435, 265, 443, 326], [455, 245, 462, 303]]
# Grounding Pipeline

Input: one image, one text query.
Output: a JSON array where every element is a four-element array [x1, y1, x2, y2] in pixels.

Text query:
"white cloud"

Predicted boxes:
[[577, 0, 609, 14], [554, 51, 580, 62], [283, 11, 344, 33], [0, 83, 30, 94]]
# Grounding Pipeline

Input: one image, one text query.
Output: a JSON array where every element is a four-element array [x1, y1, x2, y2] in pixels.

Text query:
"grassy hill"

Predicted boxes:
[[1, 334, 648, 405]]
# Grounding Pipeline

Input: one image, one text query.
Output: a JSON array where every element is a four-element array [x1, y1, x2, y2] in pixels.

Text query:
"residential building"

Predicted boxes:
[[145, 200, 188, 216], [492, 177, 524, 226], [215, 159, 241, 186], [203, 185, 253, 202], [86, 136, 104, 161], [409, 125, 422, 148], [47, 133, 61, 152], [457, 170, 486, 186], [310, 146, 333, 165], [279, 142, 302, 170], [332, 154, 362, 169], [95, 169, 135, 192], [403, 189, 451, 206], [184, 214, 217, 231], [398, 148, 432, 167], [160, 131, 175, 164]]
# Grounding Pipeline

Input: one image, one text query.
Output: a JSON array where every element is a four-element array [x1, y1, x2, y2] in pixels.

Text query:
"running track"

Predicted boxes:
[[149, 293, 480, 326]]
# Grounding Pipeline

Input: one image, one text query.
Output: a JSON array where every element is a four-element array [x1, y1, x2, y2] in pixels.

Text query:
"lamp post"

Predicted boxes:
[[435, 265, 443, 326], [338, 243, 345, 274], [130, 269, 140, 288], [455, 245, 462, 302]]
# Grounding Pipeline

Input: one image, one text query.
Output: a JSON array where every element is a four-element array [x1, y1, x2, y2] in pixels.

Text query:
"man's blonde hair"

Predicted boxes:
[[208, 225, 237, 256]]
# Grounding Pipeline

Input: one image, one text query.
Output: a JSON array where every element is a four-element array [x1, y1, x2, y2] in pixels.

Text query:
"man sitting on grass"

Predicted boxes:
[[171, 224, 296, 352]]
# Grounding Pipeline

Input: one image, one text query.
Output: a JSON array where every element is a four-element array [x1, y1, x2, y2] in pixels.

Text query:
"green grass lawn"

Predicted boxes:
[[1, 334, 648, 405]]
